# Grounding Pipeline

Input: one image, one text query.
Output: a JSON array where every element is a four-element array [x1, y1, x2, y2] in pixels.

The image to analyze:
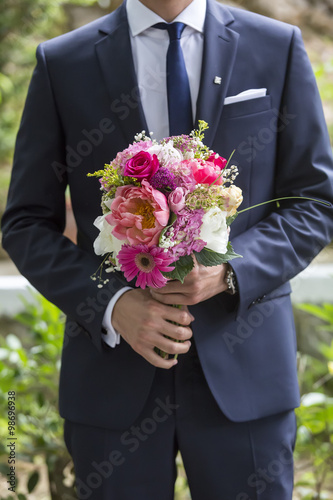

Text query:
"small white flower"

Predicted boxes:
[[200, 207, 229, 254], [159, 237, 176, 249]]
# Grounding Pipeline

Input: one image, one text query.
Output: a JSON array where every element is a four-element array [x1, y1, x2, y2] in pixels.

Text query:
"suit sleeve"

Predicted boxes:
[[1, 44, 125, 351], [230, 27, 333, 316]]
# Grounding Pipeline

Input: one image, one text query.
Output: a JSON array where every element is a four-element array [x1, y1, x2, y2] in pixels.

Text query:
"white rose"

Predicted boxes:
[[200, 208, 229, 254], [93, 214, 123, 258], [148, 141, 183, 166]]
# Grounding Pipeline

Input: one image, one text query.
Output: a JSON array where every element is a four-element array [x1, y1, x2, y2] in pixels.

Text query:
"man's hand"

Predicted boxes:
[[151, 259, 228, 306], [112, 288, 194, 369]]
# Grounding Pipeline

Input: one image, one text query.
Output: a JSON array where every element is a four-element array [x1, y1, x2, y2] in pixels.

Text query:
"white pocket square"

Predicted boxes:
[[224, 88, 267, 106]]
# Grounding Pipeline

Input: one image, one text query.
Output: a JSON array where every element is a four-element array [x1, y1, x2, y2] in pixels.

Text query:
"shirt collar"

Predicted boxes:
[[126, 0, 207, 37]]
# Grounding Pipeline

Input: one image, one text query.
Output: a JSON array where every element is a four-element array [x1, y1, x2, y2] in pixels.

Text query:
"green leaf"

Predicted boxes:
[[194, 243, 242, 267], [27, 471, 39, 493], [226, 213, 238, 227], [162, 255, 194, 283], [18, 494, 27, 500], [297, 303, 333, 322], [37, 392, 45, 407]]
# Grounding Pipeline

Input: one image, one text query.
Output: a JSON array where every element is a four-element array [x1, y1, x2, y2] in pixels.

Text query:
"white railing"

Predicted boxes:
[[0, 265, 332, 316]]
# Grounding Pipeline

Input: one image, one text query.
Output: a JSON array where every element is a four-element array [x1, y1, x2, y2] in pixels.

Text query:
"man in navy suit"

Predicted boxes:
[[2, 0, 333, 498]]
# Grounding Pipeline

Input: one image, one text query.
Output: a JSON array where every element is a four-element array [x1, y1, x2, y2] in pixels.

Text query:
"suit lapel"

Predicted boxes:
[[95, 4, 148, 146], [196, 0, 239, 147]]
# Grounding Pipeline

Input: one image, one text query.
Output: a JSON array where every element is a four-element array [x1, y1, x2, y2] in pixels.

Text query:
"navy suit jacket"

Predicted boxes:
[[2, 0, 333, 429]]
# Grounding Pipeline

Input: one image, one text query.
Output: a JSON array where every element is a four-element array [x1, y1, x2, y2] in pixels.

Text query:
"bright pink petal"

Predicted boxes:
[[136, 272, 148, 289]]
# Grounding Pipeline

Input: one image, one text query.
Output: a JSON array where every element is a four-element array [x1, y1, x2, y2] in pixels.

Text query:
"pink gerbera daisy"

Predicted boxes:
[[117, 244, 175, 289]]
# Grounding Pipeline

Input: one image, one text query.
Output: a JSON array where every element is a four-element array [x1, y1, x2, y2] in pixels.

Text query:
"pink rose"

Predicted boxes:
[[124, 151, 159, 180], [168, 187, 187, 213], [207, 153, 227, 170], [190, 159, 224, 186], [106, 180, 169, 247]]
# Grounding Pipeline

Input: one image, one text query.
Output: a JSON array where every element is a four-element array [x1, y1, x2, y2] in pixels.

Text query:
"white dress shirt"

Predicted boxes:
[[102, 0, 206, 347]]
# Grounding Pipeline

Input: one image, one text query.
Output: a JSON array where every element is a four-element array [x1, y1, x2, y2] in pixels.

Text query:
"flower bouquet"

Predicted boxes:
[[89, 121, 243, 290]]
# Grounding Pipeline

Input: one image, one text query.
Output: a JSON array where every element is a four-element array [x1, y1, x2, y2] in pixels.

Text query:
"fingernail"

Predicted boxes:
[[173, 359, 178, 366]]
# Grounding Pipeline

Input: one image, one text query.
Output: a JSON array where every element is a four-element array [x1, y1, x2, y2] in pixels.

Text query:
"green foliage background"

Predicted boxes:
[[0, 0, 97, 162], [0, 0, 97, 219]]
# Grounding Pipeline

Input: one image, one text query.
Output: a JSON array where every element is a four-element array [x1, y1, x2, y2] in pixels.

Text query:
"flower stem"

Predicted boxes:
[[238, 196, 331, 214], [210, 149, 236, 187]]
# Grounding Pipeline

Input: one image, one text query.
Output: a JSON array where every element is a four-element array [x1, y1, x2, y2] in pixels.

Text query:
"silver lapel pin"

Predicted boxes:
[[214, 76, 222, 85]]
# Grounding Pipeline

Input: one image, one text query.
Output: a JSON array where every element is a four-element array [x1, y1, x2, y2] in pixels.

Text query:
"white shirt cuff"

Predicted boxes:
[[102, 287, 133, 348]]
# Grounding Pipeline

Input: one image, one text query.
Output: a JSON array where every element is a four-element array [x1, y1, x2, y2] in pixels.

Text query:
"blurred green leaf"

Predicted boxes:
[[0, 0, 97, 163], [27, 470, 39, 493]]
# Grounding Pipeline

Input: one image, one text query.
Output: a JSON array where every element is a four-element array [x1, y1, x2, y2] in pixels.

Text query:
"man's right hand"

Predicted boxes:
[[112, 289, 194, 369]]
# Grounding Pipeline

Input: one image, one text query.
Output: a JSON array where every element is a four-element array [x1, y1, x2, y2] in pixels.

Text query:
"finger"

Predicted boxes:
[[142, 348, 179, 369], [157, 281, 188, 294], [140, 322, 192, 346], [161, 305, 195, 325], [155, 336, 192, 356], [157, 276, 198, 294], [161, 322, 193, 341]]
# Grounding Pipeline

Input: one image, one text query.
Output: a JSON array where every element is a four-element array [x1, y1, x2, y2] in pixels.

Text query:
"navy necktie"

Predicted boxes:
[[154, 22, 193, 136]]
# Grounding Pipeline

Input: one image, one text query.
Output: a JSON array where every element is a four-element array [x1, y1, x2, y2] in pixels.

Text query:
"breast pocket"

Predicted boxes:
[[222, 95, 272, 120]]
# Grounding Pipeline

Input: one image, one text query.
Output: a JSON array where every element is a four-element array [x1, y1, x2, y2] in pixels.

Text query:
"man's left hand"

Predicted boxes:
[[150, 259, 228, 306]]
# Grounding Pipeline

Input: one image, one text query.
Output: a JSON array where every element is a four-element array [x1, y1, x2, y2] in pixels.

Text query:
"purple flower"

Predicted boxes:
[[167, 208, 206, 259], [169, 162, 197, 192], [150, 167, 177, 192]]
